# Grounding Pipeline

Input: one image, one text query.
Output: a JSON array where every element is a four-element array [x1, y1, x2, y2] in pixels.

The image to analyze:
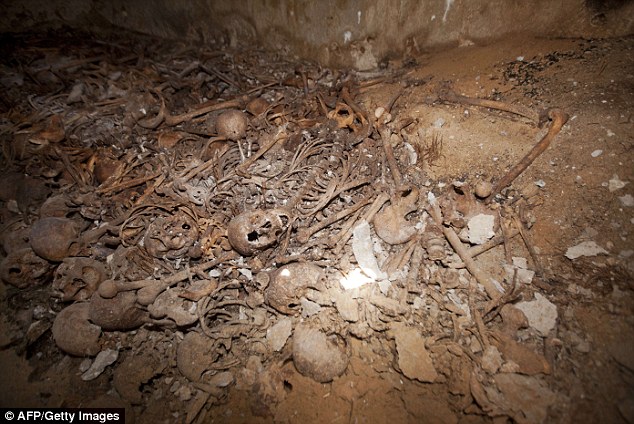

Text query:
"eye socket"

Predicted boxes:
[[72, 278, 86, 288], [8, 267, 23, 276]]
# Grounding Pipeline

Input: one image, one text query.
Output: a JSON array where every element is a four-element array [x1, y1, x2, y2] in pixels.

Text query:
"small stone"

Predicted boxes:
[[370, 295, 408, 316], [378, 280, 392, 296], [81, 349, 119, 381], [79, 358, 92, 373], [266, 318, 293, 352], [332, 291, 359, 322], [609, 174, 628, 192], [433, 118, 445, 128], [392, 322, 438, 382], [237, 268, 253, 280], [481, 345, 504, 374], [515, 293, 558, 337], [591, 149, 603, 157], [300, 298, 322, 317], [504, 263, 535, 285], [67, 83, 84, 103], [352, 220, 386, 280], [620, 250, 634, 258], [565, 241, 609, 259], [174, 385, 192, 401], [500, 361, 521, 373], [470, 336, 483, 354], [512, 257, 528, 269], [618, 194, 634, 207], [576, 339, 591, 354], [467, 214, 495, 244]]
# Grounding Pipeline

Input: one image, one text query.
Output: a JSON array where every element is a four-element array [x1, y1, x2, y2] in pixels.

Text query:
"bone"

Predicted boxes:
[[98, 279, 154, 299], [97, 252, 238, 305], [236, 128, 287, 177], [333, 192, 389, 253], [378, 124, 405, 190], [427, 197, 503, 301], [438, 89, 540, 124], [137, 91, 245, 129], [296, 198, 372, 244], [486, 109, 569, 202]]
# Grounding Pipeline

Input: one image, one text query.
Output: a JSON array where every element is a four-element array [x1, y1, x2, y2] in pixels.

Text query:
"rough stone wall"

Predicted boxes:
[[2, 0, 633, 69]]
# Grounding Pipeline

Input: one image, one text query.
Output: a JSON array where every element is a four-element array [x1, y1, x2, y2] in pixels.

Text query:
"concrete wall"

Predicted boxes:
[[2, 0, 633, 69]]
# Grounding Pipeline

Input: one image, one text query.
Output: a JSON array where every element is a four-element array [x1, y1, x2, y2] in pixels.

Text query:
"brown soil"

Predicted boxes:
[[0, 29, 632, 424]]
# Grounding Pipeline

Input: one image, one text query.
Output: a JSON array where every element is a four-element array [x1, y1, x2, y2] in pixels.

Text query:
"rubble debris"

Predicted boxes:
[[331, 290, 359, 322], [391, 322, 438, 383], [618, 194, 634, 207], [352, 220, 387, 281], [467, 213, 496, 244], [481, 345, 504, 374], [608, 174, 628, 192], [266, 317, 293, 352], [565, 241, 609, 259], [515, 293, 558, 337], [504, 257, 535, 285], [486, 373, 557, 424], [81, 349, 119, 381]]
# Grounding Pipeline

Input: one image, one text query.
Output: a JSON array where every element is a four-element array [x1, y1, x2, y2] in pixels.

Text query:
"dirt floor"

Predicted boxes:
[[0, 28, 632, 424]]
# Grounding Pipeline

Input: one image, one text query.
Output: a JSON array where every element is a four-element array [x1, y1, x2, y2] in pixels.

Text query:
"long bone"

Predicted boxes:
[[427, 196, 503, 301], [296, 197, 373, 244], [486, 109, 569, 202], [438, 89, 541, 125], [98, 252, 237, 306], [137, 91, 245, 129]]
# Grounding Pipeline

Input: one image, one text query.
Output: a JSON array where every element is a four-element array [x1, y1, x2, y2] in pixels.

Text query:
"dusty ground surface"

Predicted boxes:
[[0, 28, 632, 424]]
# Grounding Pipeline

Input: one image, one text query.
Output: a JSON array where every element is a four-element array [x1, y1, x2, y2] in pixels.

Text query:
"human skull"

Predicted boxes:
[[143, 212, 199, 259], [52, 257, 108, 302], [227, 209, 288, 256], [30, 217, 79, 262], [328, 102, 356, 130], [0, 247, 51, 288], [264, 262, 324, 315]]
